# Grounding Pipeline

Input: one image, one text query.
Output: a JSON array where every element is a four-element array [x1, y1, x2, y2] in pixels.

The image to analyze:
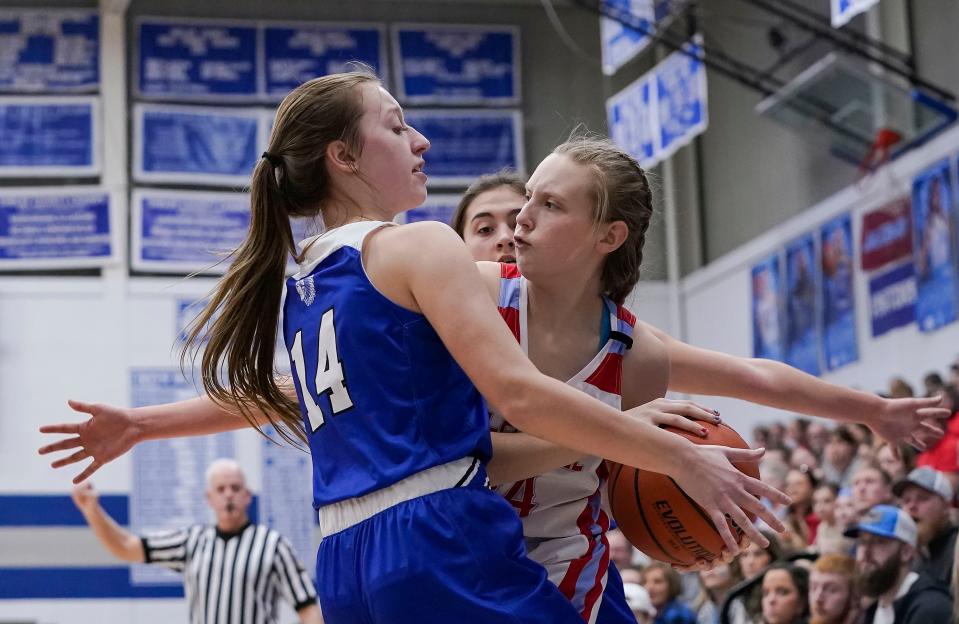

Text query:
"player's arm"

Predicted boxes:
[[297, 604, 324, 624], [641, 321, 946, 448], [39, 382, 296, 483], [71, 483, 144, 563], [369, 222, 788, 551]]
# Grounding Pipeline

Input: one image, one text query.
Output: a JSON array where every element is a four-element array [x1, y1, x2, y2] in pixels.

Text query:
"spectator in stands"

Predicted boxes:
[[789, 446, 819, 475], [761, 563, 809, 624], [894, 466, 957, 586], [874, 441, 915, 484], [805, 422, 829, 459], [624, 583, 658, 624], [769, 424, 787, 451], [850, 424, 875, 461], [821, 427, 861, 489], [808, 554, 858, 624], [949, 363, 959, 391], [916, 385, 959, 486], [621, 566, 644, 585], [924, 372, 947, 398], [641, 562, 697, 624], [851, 461, 894, 516], [783, 467, 820, 550], [693, 561, 747, 624], [741, 531, 787, 622], [609, 528, 638, 571], [812, 483, 851, 556], [887, 377, 915, 399], [846, 505, 952, 624], [785, 419, 810, 452], [753, 426, 771, 450]]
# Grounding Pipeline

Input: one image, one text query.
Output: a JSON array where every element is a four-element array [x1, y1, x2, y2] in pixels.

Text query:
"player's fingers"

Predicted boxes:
[[73, 460, 101, 485], [917, 407, 951, 420], [657, 414, 708, 437], [909, 436, 928, 451], [51, 449, 88, 469], [710, 507, 741, 555], [725, 505, 757, 551], [672, 401, 722, 423], [38, 423, 80, 435], [67, 399, 97, 415], [723, 446, 766, 464], [916, 395, 944, 407], [743, 474, 792, 507], [733, 509, 770, 549], [38, 437, 83, 455]]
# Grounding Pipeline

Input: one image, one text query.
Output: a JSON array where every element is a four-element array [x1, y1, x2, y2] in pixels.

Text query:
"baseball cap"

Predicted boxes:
[[622, 582, 656, 616], [892, 466, 954, 502], [844, 504, 917, 547]]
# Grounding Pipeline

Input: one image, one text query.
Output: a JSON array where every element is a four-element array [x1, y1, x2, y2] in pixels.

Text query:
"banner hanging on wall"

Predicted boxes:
[[820, 213, 859, 370], [392, 23, 520, 105], [784, 234, 821, 376], [607, 36, 706, 170], [0, 96, 100, 177], [751, 253, 784, 361], [0, 187, 115, 269], [131, 189, 250, 274], [831, 0, 880, 29], [911, 158, 959, 332], [404, 109, 524, 186], [263, 22, 386, 100], [133, 103, 265, 186], [136, 17, 260, 101], [599, 0, 666, 76], [860, 197, 912, 271], [401, 194, 461, 226], [0, 9, 99, 92], [868, 261, 917, 338]]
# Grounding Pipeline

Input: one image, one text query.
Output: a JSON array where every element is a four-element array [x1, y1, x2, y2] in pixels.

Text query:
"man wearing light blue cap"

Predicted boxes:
[[845, 504, 951, 624], [894, 466, 957, 586]]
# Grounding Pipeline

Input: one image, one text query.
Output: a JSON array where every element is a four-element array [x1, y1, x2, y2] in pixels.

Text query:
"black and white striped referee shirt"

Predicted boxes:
[[142, 522, 317, 624]]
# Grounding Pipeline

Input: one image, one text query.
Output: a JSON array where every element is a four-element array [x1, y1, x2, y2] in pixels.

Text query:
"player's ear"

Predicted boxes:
[[596, 220, 628, 254]]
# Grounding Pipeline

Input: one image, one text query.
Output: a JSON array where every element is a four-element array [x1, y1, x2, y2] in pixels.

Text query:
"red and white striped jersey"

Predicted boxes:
[[490, 263, 637, 621]]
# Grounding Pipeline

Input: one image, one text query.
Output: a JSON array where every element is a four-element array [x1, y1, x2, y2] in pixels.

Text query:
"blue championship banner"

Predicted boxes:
[[606, 36, 706, 169], [784, 234, 821, 376], [751, 253, 784, 361], [133, 103, 265, 186], [404, 109, 524, 187], [131, 189, 250, 274], [0, 96, 100, 177], [263, 22, 386, 99], [869, 261, 917, 338], [820, 213, 859, 370], [0, 9, 99, 92], [599, 0, 669, 76], [607, 73, 657, 164], [392, 23, 520, 105], [911, 158, 959, 332], [401, 194, 461, 226], [136, 17, 259, 101], [0, 187, 115, 269], [831, 0, 879, 28]]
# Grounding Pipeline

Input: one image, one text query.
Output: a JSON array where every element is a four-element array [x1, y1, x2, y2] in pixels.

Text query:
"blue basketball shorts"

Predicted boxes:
[[315, 460, 583, 624]]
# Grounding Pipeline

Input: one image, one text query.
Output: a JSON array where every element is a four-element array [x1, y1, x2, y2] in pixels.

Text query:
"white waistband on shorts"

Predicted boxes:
[[317, 456, 482, 538]]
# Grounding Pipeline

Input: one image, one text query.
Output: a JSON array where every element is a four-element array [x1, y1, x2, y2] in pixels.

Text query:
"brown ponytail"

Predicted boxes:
[[553, 133, 653, 304], [181, 71, 379, 445]]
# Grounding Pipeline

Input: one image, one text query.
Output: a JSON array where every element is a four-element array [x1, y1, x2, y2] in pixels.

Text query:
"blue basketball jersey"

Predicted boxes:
[[282, 221, 492, 509]]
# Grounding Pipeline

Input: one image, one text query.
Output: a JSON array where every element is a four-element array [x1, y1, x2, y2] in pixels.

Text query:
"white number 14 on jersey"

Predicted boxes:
[[290, 308, 354, 432]]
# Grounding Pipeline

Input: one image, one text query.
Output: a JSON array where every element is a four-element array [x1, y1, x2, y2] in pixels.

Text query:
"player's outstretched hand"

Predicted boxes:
[[631, 398, 722, 439], [38, 400, 140, 484], [869, 395, 948, 452], [672, 445, 790, 555]]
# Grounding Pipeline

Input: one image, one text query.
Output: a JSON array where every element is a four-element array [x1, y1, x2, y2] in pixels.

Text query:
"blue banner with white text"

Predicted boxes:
[[784, 234, 821, 376], [911, 159, 959, 332], [0, 9, 99, 92], [752, 254, 784, 361], [393, 24, 519, 104], [0, 97, 98, 176], [820, 213, 859, 370], [869, 261, 917, 338]]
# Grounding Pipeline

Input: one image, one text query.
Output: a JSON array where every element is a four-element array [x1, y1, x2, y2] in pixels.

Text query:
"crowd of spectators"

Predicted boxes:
[[611, 359, 959, 624]]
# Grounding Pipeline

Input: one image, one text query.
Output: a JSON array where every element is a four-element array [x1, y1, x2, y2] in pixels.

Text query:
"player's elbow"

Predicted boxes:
[[115, 535, 145, 563]]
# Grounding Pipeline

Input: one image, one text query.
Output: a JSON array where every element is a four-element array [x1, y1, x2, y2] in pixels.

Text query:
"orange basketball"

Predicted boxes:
[[606, 421, 761, 567]]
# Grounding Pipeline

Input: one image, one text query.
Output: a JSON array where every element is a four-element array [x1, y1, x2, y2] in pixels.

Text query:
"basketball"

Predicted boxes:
[[607, 421, 761, 567]]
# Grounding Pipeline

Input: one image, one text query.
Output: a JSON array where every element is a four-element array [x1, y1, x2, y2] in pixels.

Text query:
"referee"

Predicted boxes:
[[71, 458, 322, 624]]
